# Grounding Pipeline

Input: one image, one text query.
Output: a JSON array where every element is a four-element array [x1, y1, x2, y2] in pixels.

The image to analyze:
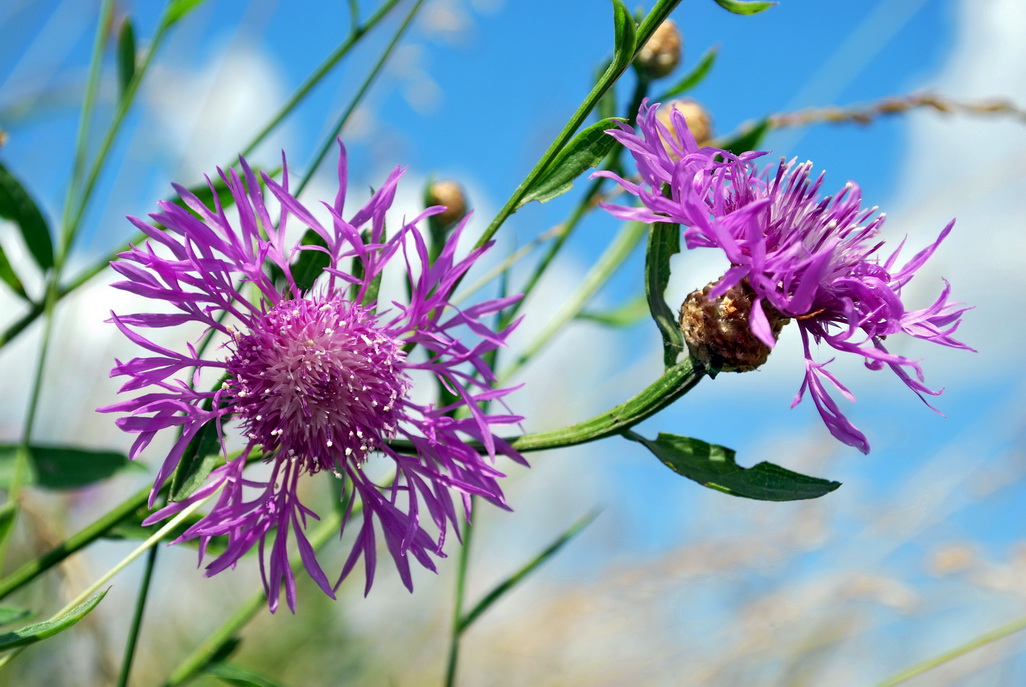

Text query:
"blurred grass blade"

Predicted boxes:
[[713, 0, 777, 15], [205, 662, 286, 687], [0, 246, 28, 300], [516, 117, 624, 209], [577, 294, 649, 327], [116, 18, 137, 99], [162, 0, 209, 27], [716, 117, 770, 155], [627, 431, 841, 501], [645, 222, 684, 368], [459, 511, 599, 633], [0, 589, 107, 651], [0, 444, 144, 491], [0, 607, 32, 626], [655, 45, 719, 101], [0, 161, 54, 272]]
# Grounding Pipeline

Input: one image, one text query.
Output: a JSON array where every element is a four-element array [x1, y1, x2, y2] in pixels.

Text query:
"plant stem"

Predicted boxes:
[[116, 546, 158, 687], [874, 615, 1026, 687], [443, 496, 475, 687]]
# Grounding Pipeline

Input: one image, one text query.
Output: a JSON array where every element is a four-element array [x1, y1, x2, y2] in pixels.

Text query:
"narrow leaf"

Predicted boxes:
[[289, 229, 331, 293], [628, 432, 841, 501], [610, 0, 638, 74], [0, 445, 144, 491], [0, 245, 28, 300], [162, 0, 208, 27], [105, 507, 229, 557], [116, 18, 137, 99], [460, 511, 599, 632], [0, 502, 17, 553], [655, 45, 719, 101], [170, 418, 222, 502], [0, 607, 32, 626], [0, 589, 107, 651], [716, 118, 770, 155], [577, 294, 649, 327], [0, 161, 54, 271], [712, 0, 777, 15], [645, 222, 684, 368], [206, 662, 287, 687], [516, 117, 625, 209]]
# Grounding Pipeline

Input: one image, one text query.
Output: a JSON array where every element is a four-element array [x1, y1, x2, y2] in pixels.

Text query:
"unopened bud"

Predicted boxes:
[[427, 180, 467, 227], [635, 20, 682, 79], [679, 279, 790, 372], [657, 99, 713, 148]]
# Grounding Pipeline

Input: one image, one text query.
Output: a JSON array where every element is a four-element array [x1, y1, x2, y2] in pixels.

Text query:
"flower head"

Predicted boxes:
[[597, 101, 972, 453], [101, 143, 524, 611]]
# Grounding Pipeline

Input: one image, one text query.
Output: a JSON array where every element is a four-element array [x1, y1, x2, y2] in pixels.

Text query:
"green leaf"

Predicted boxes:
[[105, 507, 229, 557], [716, 118, 770, 155], [655, 45, 719, 101], [0, 589, 107, 651], [712, 0, 777, 15], [116, 18, 137, 99], [645, 222, 684, 368], [609, 0, 637, 74], [161, 0, 208, 27], [0, 502, 17, 552], [0, 244, 28, 300], [628, 432, 841, 501], [170, 418, 222, 502], [516, 117, 625, 209], [288, 228, 331, 293], [0, 607, 32, 626], [0, 161, 54, 271], [595, 61, 617, 121], [577, 294, 649, 327], [0, 445, 144, 491], [460, 511, 598, 632], [206, 662, 287, 687]]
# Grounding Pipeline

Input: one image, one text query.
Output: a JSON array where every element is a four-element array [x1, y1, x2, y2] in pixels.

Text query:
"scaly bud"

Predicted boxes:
[[635, 20, 682, 79]]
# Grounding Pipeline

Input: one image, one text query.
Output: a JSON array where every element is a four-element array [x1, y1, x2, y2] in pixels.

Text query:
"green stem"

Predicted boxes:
[[0, 483, 151, 600], [295, 0, 426, 198], [475, 0, 681, 249], [116, 546, 158, 687], [238, 0, 404, 159], [498, 220, 648, 383], [874, 615, 1026, 687], [443, 496, 475, 687], [163, 510, 344, 687]]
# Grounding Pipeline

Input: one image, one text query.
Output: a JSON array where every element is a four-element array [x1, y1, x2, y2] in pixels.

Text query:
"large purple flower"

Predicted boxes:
[[597, 101, 972, 453], [101, 143, 524, 611]]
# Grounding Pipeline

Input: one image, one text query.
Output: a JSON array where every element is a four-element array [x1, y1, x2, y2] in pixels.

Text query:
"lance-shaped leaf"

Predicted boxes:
[[0, 589, 107, 651], [656, 45, 719, 101], [645, 222, 684, 368], [0, 161, 54, 272], [205, 662, 287, 687], [0, 607, 32, 626], [0, 246, 28, 300], [713, 0, 777, 15], [0, 445, 143, 491], [116, 18, 137, 99], [517, 117, 625, 209], [609, 0, 637, 74], [628, 431, 841, 501], [716, 118, 770, 156], [577, 294, 649, 327], [170, 414, 223, 502], [161, 0, 209, 27]]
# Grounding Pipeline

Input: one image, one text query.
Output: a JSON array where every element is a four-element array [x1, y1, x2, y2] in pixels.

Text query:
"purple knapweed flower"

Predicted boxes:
[[101, 143, 524, 611], [596, 100, 972, 453]]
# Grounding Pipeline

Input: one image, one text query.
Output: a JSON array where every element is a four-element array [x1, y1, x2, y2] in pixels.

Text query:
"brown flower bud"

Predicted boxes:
[[635, 20, 682, 79], [679, 279, 790, 372], [657, 99, 713, 149], [426, 180, 467, 226]]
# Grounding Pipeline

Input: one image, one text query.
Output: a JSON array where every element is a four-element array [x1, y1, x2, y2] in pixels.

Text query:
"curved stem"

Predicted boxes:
[[874, 615, 1026, 687]]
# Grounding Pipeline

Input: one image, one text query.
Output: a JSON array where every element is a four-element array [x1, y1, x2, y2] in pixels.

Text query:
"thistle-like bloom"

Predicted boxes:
[[597, 101, 972, 453], [101, 144, 524, 611]]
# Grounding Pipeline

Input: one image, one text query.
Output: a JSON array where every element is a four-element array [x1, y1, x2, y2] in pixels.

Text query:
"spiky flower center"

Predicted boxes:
[[226, 298, 409, 472]]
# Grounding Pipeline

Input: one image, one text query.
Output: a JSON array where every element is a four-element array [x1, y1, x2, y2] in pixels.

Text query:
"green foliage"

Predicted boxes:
[[0, 445, 143, 491], [116, 19, 137, 99], [656, 45, 719, 101], [0, 589, 107, 651], [170, 418, 223, 502], [645, 222, 685, 369], [206, 662, 288, 687], [162, 0, 209, 27], [0, 246, 27, 300], [288, 229, 332, 293], [609, 0, 638, 74], [0, 607, 32, 626], [516, 117, 625, 209], [712, 0, 777, 15], [577, 294, 649, 327], [717, 117, 770, 155], [0, 161, 54, 272], [629, 432, 841, 501]]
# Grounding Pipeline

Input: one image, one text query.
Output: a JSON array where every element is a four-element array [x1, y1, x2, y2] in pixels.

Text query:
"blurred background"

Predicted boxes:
[[1, 0, 1025, 684]]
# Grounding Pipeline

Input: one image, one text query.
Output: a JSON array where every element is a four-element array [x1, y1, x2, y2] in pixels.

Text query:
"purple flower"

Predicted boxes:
[[597, 101, 972, 453], [101, 143, 524, 611]]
